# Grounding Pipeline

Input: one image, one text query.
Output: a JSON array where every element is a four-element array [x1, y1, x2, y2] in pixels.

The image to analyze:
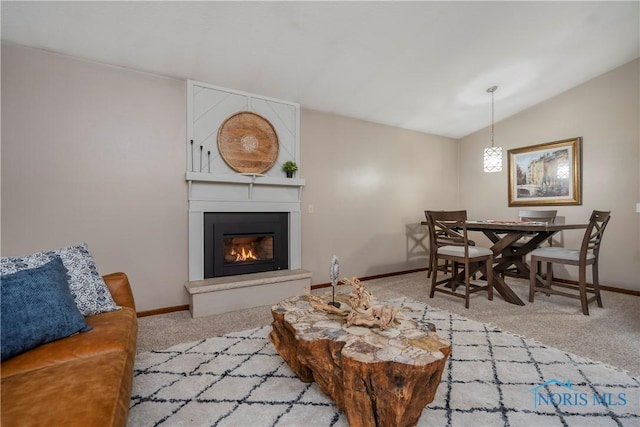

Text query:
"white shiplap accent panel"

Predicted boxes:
[[187, 80, 299, 176]]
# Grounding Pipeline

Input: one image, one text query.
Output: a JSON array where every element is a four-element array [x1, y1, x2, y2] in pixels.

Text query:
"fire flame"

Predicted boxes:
[[229, 247, 258, 262]]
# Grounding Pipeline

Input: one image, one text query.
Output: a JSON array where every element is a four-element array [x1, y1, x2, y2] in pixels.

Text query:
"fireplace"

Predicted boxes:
[[204, 212, 289, 278]]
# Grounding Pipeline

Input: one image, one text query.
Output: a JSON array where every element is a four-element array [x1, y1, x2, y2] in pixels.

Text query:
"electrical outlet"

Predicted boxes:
[[308, 204, 314, 214]]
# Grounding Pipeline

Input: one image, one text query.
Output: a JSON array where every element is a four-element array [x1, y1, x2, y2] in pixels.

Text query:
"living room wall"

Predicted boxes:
[[300, 109, 458, 283], [1, 44, 458, 311], [1, 44, 188, 311], [458, 59, 640, 290]]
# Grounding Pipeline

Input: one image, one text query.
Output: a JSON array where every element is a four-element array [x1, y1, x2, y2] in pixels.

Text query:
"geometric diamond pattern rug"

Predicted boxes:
[[129, 298, 640, 426]]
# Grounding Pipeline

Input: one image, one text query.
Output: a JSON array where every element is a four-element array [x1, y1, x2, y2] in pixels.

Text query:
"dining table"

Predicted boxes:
[[466, 220, 589, 305], [422, 219, 588, 306]]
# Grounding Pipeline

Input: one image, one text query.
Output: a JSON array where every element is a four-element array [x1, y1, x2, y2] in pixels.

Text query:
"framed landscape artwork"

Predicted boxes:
[[508, 137, 582, 206]]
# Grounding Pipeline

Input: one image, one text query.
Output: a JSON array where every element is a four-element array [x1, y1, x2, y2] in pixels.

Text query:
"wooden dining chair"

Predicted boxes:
[[504, 209, 557, 278], [425, 211, 477, 279], [425, 210, 493, 309], [424, 211, 452, 278], [529, 210, 611, 315]]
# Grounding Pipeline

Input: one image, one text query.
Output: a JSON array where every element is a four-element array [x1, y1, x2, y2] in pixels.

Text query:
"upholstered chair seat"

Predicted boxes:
[[530, 247, 595, 262], [438, 245, 493, 258]]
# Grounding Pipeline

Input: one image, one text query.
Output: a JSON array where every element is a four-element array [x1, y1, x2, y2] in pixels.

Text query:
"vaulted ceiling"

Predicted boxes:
[[2, 1, 638, 138]]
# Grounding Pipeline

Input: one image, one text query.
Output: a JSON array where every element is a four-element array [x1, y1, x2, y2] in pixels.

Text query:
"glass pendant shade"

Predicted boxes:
[[483, 146, 502, 172]]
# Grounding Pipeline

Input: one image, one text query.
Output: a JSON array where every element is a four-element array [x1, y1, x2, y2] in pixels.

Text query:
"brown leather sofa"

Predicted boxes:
[[1, 272, 138, 427]]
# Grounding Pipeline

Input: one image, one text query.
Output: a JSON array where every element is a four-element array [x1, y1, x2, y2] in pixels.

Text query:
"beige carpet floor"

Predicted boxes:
[[137, 271, 640, 377]]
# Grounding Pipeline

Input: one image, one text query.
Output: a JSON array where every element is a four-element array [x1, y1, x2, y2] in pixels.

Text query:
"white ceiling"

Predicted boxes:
[[2, 1, 638, 138]]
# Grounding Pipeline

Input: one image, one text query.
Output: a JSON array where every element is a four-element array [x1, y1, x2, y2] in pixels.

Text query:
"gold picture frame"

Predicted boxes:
[[508, 137, 582, 206]]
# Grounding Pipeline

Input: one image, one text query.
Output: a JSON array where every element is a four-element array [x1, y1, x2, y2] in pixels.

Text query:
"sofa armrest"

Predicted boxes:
[[102, 272, 136, 312]]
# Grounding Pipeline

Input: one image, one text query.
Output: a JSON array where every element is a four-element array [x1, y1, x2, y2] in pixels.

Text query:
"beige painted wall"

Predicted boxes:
[[300, 110, 458, 283], [1, 44, 189, 310], [1, 44, 458, 310], [459, 59, 640, 290]]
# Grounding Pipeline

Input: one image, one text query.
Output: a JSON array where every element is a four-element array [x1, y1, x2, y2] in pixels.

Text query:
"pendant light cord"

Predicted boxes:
[[491, 89, 495, 148], [487, 85, 497, 148]]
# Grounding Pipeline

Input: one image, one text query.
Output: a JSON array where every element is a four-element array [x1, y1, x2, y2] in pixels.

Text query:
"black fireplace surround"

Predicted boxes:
[[204, 212, 289, 278]]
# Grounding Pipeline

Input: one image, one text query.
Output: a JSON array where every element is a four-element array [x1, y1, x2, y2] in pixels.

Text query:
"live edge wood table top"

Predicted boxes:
[[269, 295, 451, 427]]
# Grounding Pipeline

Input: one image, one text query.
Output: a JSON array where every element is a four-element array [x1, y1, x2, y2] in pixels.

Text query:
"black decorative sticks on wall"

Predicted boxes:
[[190, 141, 213, 173]]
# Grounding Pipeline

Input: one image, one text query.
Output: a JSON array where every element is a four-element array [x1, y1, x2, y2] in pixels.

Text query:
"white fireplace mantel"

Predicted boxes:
[[186, 172, 305, 201]]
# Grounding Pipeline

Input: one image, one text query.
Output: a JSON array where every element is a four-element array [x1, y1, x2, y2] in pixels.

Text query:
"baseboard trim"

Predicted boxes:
[[553, 277, 640, 296], [310, 267, 428, 290], [136, 268, 638, 316], [137, 304, 189, 318]]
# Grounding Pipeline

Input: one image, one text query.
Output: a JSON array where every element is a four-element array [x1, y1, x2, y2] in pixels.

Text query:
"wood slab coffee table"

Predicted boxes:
[[270, 295, 451, 427]]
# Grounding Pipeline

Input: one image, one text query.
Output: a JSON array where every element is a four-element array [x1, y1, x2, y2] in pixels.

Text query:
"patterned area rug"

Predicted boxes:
[[129, 298, 640, 426]]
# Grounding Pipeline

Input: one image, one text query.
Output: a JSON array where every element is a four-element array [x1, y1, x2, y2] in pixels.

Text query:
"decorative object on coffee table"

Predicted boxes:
[[329, 255, 340, 308], [217, 111, 279, 174], [270, 280, 451, 427], [344, 277, 403, 330]]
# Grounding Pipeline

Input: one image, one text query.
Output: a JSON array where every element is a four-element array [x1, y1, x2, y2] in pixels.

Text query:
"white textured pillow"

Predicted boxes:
[[0, 243, 120, 316]]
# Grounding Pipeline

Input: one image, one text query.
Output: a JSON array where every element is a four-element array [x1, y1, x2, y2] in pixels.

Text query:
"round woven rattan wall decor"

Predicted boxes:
[[217, 111, 279, 174]]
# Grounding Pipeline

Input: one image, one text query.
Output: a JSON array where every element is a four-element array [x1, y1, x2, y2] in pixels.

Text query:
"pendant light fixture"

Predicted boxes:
[[483, 85, 502, 173]]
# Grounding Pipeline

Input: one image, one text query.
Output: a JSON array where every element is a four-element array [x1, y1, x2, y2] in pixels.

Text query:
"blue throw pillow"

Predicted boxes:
[[1, 257, 92, 361]]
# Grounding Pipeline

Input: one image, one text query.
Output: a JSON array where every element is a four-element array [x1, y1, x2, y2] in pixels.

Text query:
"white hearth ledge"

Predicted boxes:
[[185, 269, 312, 317]]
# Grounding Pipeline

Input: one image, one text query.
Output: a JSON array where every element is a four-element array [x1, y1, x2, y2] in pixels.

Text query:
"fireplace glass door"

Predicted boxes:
[[223, 235, 274, 265], [204, 212, 288, 278]]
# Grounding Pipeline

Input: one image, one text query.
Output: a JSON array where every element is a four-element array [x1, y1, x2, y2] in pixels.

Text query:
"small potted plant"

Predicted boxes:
[[282, 160, 298, 178]]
